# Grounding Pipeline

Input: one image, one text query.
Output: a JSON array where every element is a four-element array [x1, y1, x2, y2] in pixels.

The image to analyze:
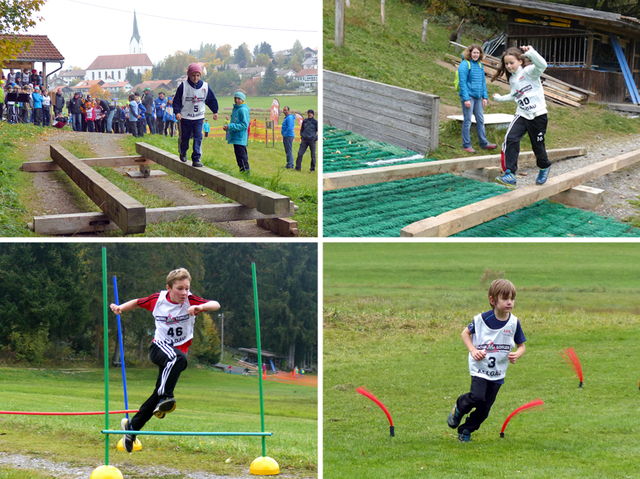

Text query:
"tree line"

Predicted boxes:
[[0, 243, 317, 369]]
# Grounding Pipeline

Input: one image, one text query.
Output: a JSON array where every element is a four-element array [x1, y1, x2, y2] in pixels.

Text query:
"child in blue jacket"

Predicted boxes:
[[223, 91, 250, 173]]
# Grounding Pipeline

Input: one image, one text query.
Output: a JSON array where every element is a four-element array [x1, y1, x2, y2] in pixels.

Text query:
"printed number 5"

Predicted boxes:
[[487, 357, 496, 368], [194, 105, 199, 112]]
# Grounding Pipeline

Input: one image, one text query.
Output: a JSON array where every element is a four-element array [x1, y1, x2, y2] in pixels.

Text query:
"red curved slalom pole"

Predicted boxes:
[[356, 386, 394, 437], [0, 410, 138, 416], [560, 347, 583, 388], [500, 399, 544, 438]]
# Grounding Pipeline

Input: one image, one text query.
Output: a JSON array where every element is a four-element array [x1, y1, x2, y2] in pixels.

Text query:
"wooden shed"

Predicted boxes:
[[0, 35, 65, 88], [471, 0, 640, 103]]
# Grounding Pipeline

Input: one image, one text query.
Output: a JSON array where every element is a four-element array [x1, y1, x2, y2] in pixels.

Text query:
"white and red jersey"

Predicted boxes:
[[137, 291, 209, 353], [180, 81, 208, 120]]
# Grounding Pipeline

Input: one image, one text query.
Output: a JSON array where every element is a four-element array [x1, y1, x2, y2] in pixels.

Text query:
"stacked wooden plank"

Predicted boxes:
[[446, 45, 595, 108]]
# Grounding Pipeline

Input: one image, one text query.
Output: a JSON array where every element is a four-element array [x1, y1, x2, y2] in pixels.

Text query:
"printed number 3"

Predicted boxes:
[[487, 357, 496, 368], [167, 327, 183, 337]]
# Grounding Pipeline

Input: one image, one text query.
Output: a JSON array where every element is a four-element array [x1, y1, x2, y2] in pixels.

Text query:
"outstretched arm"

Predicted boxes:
[[110, 298, 139, 315], [188, 300, 221, 316]]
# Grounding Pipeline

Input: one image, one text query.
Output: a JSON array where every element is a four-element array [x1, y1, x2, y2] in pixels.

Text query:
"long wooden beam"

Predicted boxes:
[[400, 148, 640, 237], [29, 202, 296, 235], [323, 147, 587, 191], [136, 143, 291, 215], [49, 145, 146, 234], [22, 156, 153, 172]]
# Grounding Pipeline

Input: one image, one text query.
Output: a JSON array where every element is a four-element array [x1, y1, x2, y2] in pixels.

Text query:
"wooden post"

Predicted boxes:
[[381, 0, 385, 24], [422, 19, 428, 43], [335, 0, 345, 47]]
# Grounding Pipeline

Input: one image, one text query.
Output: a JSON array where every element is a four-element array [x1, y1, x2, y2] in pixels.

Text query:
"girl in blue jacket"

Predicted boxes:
[[223, 91, 250, 173], [458, 44, 496, 154]]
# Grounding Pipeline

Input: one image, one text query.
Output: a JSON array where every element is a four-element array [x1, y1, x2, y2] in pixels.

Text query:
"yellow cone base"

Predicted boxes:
[[250, 456, 280, 475], [90, 465, 124, 479], [116, 437, 142, 452]]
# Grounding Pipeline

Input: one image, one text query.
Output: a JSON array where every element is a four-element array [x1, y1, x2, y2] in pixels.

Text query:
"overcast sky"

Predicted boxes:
[[25, 0, 321, 70]]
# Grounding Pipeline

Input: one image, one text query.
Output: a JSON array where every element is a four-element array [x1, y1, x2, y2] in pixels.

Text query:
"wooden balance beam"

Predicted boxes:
[[28, 202, 297, 235], [323, 147, 587, 191], [136, 143, 291, 215], [400, 148, 640, 237], [49, 145, 146, 234], [21, 156, 153, 172]]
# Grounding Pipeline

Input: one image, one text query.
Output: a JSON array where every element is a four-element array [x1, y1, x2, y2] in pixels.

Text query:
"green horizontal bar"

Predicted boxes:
[[102, 430, 272, 437]]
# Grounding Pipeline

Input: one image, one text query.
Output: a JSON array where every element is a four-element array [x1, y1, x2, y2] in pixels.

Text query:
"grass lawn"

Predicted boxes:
[[0, 367, 317, 477], [324, 243, 640, 479]]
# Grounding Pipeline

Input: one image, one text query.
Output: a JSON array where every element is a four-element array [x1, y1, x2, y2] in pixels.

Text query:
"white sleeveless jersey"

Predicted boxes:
[[468, 313, 518, 381], [151, 290, 195, 346], [180, 81, 208, 120]]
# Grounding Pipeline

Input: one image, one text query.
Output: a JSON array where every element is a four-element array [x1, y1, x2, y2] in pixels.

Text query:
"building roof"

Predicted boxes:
[[238, 348, 285, 359], [0, 35, 64, 62], [59, 69, 86, 78], [102, 81, 131, 88], [131, 80, 175, 91], [295, 69, 318, 77], [86, 54, 153, 70], [471, 0, 640, 33], [276, 69, 296, 76], [71, 80, 104, 90]]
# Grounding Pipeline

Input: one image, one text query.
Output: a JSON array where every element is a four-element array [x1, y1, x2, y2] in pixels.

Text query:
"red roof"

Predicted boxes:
[[71, 80, 104, 90], [0, 35, 64, 61], [87, 54, 153, 70], [295, 69, 318, 77]]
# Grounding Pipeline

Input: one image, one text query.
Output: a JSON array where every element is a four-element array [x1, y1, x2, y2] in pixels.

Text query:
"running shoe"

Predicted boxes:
[[447, 405, 463, 429], [495, 170, 517, 188], [458, 429, 471, 442], [536, 166, 550, 185], [121, 418, 136, 453], [153, 397, 177, 418], [463, 147, 477, 154]]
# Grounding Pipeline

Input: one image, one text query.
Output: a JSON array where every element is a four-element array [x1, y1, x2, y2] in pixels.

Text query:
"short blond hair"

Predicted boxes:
[[488, 279, 516, 308], [166, 268, 191, 288]]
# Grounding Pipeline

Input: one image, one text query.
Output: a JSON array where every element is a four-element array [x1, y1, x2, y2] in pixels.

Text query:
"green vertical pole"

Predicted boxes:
[[251, 262, 266, 458], [102, 246, 110, 465]]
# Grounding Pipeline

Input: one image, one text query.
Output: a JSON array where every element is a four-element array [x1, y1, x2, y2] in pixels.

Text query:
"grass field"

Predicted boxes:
[[324, 243, 640, 479], [0, 367, 317, 477]]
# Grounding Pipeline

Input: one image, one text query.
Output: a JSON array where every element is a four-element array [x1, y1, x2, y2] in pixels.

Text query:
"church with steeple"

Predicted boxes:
[[84, 10, 153, 83]]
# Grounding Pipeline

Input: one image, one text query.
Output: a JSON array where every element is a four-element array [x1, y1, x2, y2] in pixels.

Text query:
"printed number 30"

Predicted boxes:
[[167, 327, 183, 337], [487, 357, 496, 368]]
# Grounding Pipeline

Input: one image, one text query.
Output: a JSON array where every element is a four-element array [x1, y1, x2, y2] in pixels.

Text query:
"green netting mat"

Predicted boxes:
[[323, 173, 640, 237], [323, 125, 435, 173]]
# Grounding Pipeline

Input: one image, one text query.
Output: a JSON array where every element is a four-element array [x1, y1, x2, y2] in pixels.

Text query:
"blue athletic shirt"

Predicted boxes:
[[467, 310, 526, 384]]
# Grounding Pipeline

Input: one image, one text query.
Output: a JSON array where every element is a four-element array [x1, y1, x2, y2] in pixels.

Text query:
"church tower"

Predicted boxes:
[[129, 10, 143, 54]]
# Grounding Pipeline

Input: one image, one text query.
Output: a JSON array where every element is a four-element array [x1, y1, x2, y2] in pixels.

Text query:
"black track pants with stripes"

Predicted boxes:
[[130, 341, 187, 431], [501, 113, 550, 174]]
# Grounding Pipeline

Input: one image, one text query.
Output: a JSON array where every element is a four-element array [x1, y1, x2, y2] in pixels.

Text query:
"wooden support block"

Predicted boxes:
[[49, 145, 146, 234], [22, 156, 153, 172], [462, 167, 502, 182], [29, 202, 295, 235], [549, 185, 604, 209], [256, 217, 300, 237], [323, 147, 587, 191], [400, 148, 640, 237], [136, 142, 291, 215], [127, 169, 167, 178]]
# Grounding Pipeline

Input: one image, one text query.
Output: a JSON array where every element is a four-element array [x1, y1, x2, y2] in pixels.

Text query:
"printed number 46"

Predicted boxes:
[[487, 357, 496, 368], [167, 327, 183, 337]]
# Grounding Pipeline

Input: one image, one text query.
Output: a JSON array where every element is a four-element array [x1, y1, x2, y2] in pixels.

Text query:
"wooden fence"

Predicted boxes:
[[324, 70, 440, 154]]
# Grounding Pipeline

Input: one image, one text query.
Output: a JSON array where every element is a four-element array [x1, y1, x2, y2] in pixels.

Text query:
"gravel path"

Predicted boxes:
[[0, 452, 310, 479]]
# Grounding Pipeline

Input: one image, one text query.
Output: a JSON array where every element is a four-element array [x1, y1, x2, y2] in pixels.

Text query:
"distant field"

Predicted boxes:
[[215, 95, 318, 116], [0, 367, 317, 477], [324, 242, 640, 478]]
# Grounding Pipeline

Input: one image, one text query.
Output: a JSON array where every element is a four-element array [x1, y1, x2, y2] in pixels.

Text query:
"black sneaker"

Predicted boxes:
[[192, 161, 203, 167], [447, 405, 463, 429], [121, 418, 136, 453], [179, 154, 187, 162], [153, 397, 176, 418], [458, 429, 471, 442]]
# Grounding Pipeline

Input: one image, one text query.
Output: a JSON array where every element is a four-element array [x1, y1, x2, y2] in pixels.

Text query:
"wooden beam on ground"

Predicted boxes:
[[49, 145, 146, 234], [29, 202, 296, 235], [22, 156, 153, 172], [400, 148, 640, 237], [323, 147, 587, 191], [136, 143, 291, 215], [256, 217, 299, 237]]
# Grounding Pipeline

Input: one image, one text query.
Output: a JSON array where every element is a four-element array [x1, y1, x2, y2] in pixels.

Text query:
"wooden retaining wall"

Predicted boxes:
[[324, 70, 440, 154]]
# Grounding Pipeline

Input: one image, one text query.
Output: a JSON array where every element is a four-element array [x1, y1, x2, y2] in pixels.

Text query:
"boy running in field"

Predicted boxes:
[[174, 63, 219, 167], [110, 268, 220, 453], [447, 279, 526, 442]]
